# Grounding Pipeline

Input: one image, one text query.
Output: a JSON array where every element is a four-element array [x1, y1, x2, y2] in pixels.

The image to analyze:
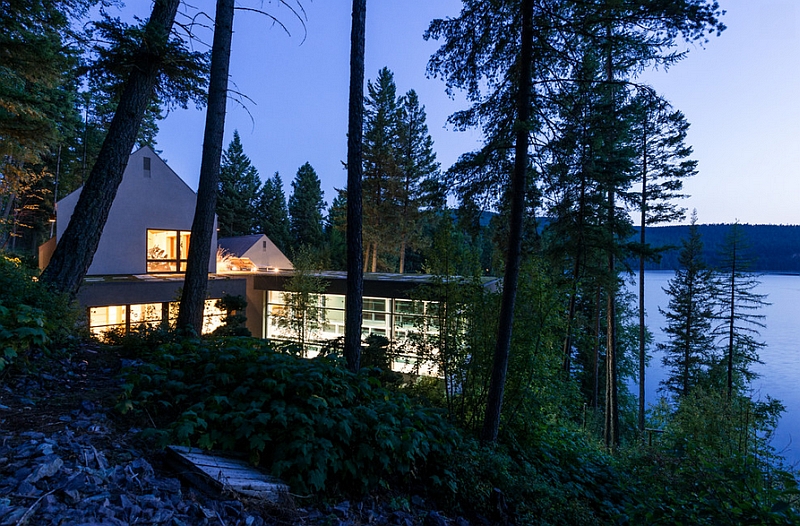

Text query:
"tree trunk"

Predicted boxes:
[[638, 117, 647, 434], [480, 0, 533, 444], [177, 0, 234, 332], [603, 23, 619, 450], [727, 238, 736, 399], [344, 0, 366, 372], [370, 242, 378, 272], [398, 237, 406, 274], [40, 0, 180, 297]]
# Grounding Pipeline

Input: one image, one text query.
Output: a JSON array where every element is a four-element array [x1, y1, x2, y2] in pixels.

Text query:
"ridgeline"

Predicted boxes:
[[636, 224, 800, 273]]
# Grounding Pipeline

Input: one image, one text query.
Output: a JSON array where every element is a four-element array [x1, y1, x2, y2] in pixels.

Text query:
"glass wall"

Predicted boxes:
[[264, 291, 441, 373], [89, 299, 224, 339]]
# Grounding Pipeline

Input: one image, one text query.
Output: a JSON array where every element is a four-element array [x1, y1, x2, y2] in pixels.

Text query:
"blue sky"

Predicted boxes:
[[149, 0, 799, 226]]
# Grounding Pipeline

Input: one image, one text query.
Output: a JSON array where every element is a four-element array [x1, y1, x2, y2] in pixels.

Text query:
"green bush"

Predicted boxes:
[[621, 388, 800, 524], [0, 256, 76, 371], [119, 336, 461, 496], [0, 303, 49, 370]]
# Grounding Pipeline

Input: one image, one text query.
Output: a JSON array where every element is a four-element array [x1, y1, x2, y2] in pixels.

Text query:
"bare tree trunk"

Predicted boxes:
[[481, 0, 533, 444], [638, 118, 647, 434], [41, 0, 180, 297], [398, 237, 406, 274], [370, 243, 377, 272], [603, 23, 619, 450], [344, 0, 366, 372], [592, 286, 601, 409], [177, 0, 234, 332], [727, 238, 736, 399]]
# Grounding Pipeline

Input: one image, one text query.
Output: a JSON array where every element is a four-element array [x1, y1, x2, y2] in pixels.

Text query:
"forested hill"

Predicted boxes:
[[635, 224, 800, 272]]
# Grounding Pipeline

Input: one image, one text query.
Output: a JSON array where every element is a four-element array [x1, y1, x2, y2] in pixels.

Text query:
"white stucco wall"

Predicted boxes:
[[56, 146, 217, 275]]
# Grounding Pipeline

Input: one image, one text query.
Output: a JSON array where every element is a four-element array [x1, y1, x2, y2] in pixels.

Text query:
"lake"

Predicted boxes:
[[629, 271, 800, 467]]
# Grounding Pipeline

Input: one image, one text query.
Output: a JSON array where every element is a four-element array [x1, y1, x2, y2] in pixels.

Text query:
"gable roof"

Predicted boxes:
[[218, 234, 293, 270], [218, 235, 264, 257]]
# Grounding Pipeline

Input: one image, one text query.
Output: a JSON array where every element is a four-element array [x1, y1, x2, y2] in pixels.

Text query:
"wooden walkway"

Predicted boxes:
[[167, 445, 289, 503]]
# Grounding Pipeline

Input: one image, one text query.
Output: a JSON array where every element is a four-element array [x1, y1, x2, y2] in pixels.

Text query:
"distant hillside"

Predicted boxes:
[[633, 224, 800, 273]]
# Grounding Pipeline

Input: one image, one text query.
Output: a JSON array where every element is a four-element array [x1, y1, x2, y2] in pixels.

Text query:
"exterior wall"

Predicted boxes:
[[38, 237, 56, 271], [77, 276, 246, 308], [56, 147, 217, 275], [242, 235, 293, 269], [81, 276, 247, 337]]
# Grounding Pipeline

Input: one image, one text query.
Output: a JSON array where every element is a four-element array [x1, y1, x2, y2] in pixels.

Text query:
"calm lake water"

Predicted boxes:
[[629, 271, 800, 467]]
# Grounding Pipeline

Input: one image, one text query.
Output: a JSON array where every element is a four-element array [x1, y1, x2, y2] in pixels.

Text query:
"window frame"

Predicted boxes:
[[146, 229, 190, 273]]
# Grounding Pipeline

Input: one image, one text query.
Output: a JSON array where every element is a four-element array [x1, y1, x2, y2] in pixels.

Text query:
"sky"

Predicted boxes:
[[145, 0, 800, 226]]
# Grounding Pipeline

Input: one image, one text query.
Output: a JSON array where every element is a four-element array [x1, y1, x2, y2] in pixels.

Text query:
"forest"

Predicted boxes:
[[638, 223, 800, 272], [2, 0, 800, 524]]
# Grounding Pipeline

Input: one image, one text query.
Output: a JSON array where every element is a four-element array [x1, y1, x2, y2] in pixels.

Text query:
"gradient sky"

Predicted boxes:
[[149, 0, 799, 226]]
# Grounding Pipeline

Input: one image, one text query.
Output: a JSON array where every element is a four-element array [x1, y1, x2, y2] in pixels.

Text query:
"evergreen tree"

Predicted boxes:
[[217, 130, 261, 237], [629, 93, 696, 431], [362, 67, 400, 272], [395, 89, 440, 273], [288, 162, 325, 252], [325, 189, 347, 271], [658, 211, 717, 400], [345, 0, 366, 373], [713, 221, 768, 398], [178, 0, 235, 332], [255, 172, 291, 254]]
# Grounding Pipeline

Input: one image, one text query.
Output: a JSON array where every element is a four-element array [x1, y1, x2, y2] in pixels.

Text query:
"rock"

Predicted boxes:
[[26, 455, 64, 483], [425, 510, 448, 526]]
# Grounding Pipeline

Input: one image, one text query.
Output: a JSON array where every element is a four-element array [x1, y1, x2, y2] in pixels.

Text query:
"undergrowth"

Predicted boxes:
[[119, 336, 461, 497]]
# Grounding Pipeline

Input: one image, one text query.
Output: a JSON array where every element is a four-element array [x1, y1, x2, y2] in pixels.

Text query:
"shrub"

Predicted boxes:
[[0, 256, 76, 371], [120, 336, 461, 496], [0, 303, 49, 371]]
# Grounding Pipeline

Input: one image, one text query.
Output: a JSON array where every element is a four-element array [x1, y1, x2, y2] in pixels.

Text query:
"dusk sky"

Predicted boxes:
[[147, 0, 799, 226]]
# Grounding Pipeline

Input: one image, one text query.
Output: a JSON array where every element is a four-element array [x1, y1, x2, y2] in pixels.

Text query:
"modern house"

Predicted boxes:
[[40, 148, 499, 375], [40, 146, 241, 336]]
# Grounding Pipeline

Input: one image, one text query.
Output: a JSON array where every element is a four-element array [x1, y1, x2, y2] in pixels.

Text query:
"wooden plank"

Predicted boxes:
[[166, 445, 290, 504]]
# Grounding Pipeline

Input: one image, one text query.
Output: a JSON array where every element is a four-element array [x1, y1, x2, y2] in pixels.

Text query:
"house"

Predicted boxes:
[[40, 148, 499, 375], [41, 146, 244, 336], [218, 234, 292, 272]]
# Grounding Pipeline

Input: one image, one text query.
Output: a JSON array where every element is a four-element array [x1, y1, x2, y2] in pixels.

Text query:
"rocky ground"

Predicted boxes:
[[0, 345, 474, 525]]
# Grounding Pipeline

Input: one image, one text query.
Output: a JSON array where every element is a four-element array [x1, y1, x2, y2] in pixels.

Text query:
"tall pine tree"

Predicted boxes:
[[217, 130, 261, 237], [713, 221, 768, 399], [256, 172, 291, 253], [658, 211, 717, 400], [288, 162, 325, 253], [395, 89, 439, 273], [362, 67, 400, 272]]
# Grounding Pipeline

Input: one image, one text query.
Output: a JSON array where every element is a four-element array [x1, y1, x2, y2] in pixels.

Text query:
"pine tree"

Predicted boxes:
[[713, 221, 768, 399], [255, 172, 291, 254], [362, 67, 400, 272], [288, 162, 325, 252], [658, 211, 717, 400], [395, 89, 440, 273], [325, 189, 347, 271], [629, 93, 696, 432], [217, 130, 261, 237], [345, 0, 366, 373], [178, 0, 235, 332]]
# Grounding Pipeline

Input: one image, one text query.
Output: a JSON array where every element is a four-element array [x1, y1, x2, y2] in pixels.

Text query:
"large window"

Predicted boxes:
[[147, 229, 190, 272], [89, 300, 224, 339]]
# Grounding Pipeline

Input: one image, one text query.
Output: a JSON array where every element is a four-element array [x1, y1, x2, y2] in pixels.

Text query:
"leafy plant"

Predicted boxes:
[[120, 336, 461, 496], [0, 303, 49, 371]]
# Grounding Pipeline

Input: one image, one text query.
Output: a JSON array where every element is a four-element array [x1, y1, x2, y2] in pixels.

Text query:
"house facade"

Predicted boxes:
[[40, 148, 498, 375]]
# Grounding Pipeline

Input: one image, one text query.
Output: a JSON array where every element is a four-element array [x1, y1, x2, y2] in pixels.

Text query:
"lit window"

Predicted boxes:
[[147, 229, 190, 272]]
